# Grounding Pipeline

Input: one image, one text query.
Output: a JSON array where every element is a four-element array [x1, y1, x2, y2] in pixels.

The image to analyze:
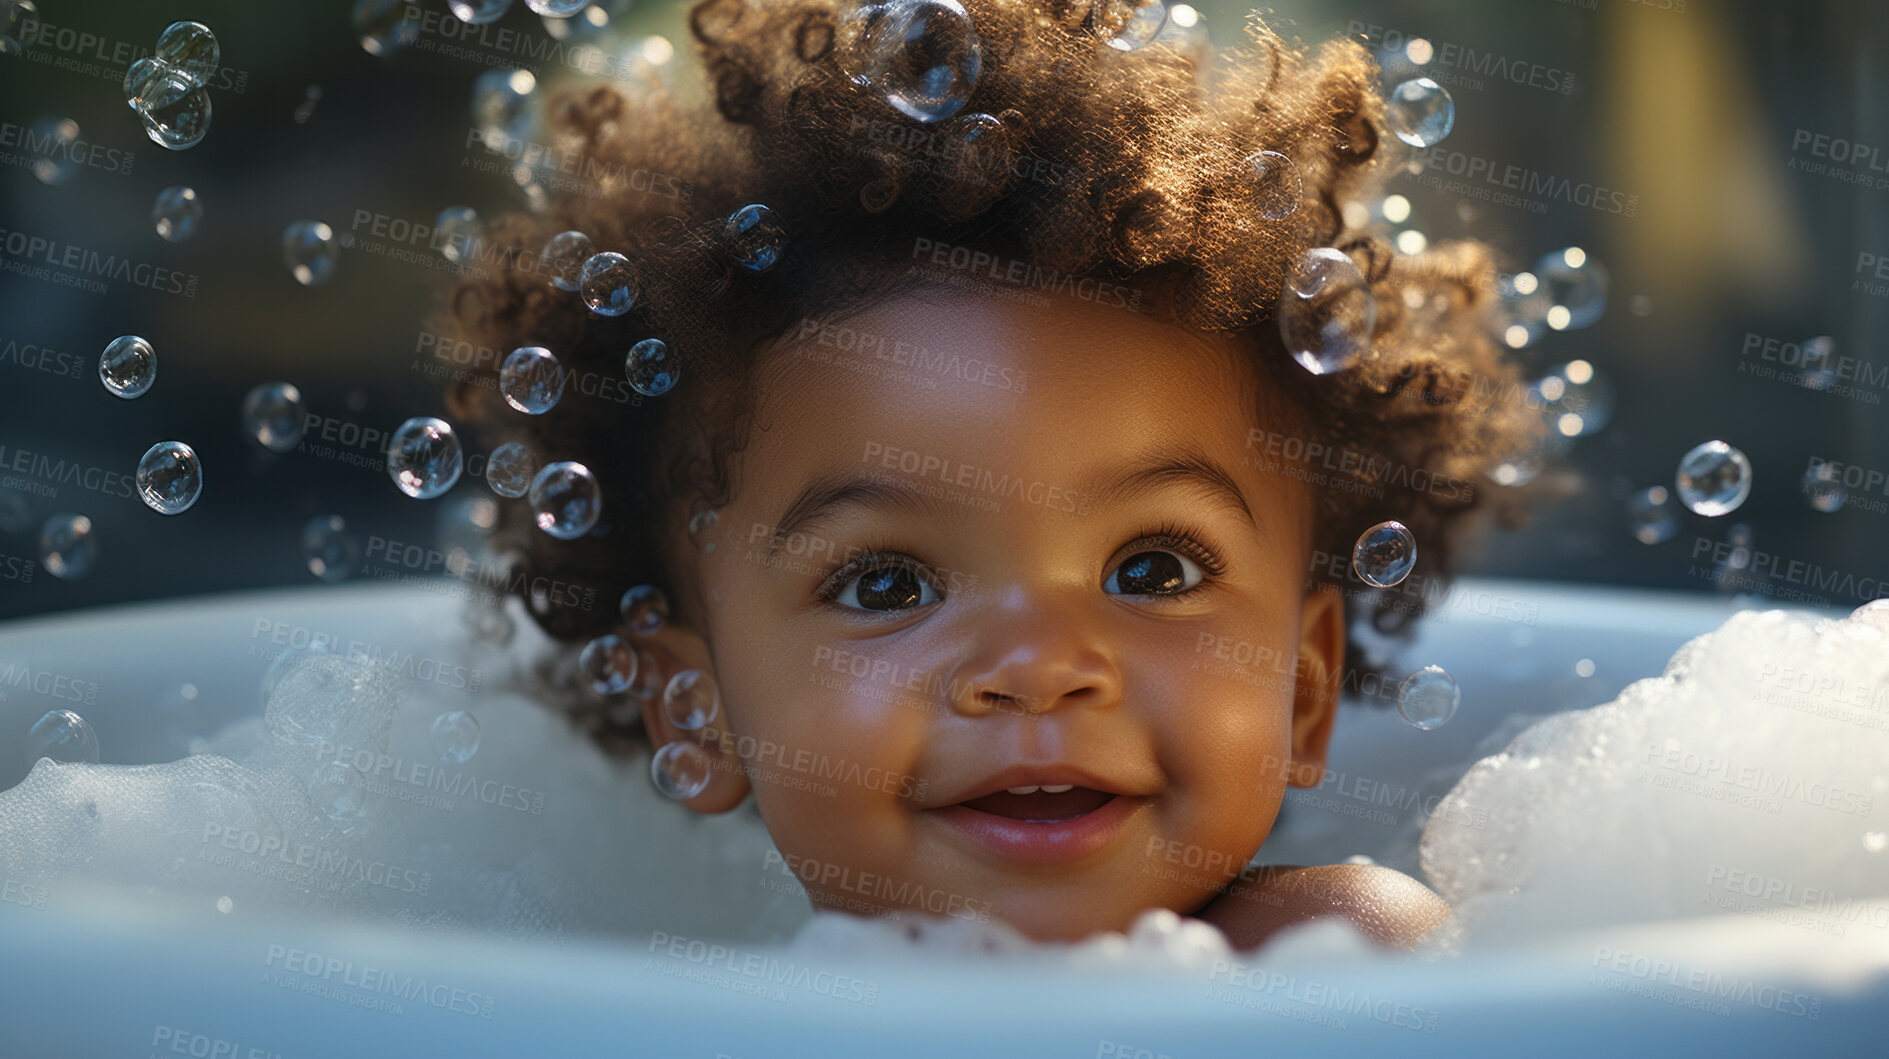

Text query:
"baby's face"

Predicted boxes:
[[652, 285, 1343, 940]]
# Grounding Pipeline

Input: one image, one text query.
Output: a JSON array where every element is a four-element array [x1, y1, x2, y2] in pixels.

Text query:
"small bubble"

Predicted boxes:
[[123, 58, 171, 112], [1092, 0, 1168, 52], [500, 346, 566, 414], [620, 584, 669, 635], [435, 206, 484, 264], [580, 633, 637, 694], [27, 115, 79, 184], [525, 0, 588, 14], [1385, 77, 1453, 147], [854, 0, 982, 122], [687, 509, 719, 553], [1244, 150, 1300, 220], [39, 513, 95, 580], [99, 335, 156, 399], [216, 895, 233, 914], [539, 230, 593, 291], [282, 220, 339, 286], [530, 461, 601, 539], [464, 602, 516, 646], [1865, 832, 1887, 854], [1397, 665, 1459, 730], [242, 382, 307, 452], [133, 63, 213, 150], [430, 710, 482, 764], [1278, 248, 1375, 375], [352, 0, 420, 57], [1674, 441, 1752, 517], [724, 204, 785, 272], [470, 68, 536, 146], [1802, 462, 1847, 513], [662, 669, 720, 730], [155, 20, 219, 86], [1352, 521, 1416, 588], [1533, 247, 1608, 330], [651, 740, 712, 799], [1, 0, 40, 56], [1574, 658, 1595, 678], [450, 0, 512, 24], [302, 515, 359, 582], [579, 251, 638, 316], [310, 760, 366, 829], [151, 186, 202, 242], [1626, 486, 1680, 545], [26, 709, 98, 766], [136, 441, 202, 515], [485, 441, 538, 498], [625, 338, 678, 396], [386, 417, 464, 499], [1533, 360, 1613, 437]]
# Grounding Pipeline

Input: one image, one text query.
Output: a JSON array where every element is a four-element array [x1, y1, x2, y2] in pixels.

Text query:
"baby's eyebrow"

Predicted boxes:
[[766, 446, 1259, 559]]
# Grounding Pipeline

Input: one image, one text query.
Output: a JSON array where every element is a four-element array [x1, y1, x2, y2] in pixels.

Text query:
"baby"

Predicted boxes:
[[440, 0, 1543, 950]]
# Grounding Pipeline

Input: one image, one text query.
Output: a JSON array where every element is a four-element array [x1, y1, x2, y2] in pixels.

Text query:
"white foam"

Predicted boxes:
[[1420, 603, 1889, 944]]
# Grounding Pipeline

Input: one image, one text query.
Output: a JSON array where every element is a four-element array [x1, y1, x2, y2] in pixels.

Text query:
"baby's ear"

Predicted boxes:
[[634, 617, 751, 814], [1287, 584, 1344, 788]]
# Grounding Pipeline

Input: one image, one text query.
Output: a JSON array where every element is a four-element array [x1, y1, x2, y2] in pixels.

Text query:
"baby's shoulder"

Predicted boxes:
[[1194, 862, 1451, 951]]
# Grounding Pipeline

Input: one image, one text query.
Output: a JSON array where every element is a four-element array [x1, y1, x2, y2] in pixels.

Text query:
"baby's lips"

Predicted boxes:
[[932, 761, 1152, 808], [956, 786, 1115, 821]]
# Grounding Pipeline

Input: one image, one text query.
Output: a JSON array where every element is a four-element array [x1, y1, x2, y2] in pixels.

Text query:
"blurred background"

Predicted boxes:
[[0, 0, 1885, 623]]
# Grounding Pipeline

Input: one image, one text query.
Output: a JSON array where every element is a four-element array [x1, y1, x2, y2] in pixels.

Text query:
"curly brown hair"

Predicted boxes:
[[438, 0, 1546, 751]]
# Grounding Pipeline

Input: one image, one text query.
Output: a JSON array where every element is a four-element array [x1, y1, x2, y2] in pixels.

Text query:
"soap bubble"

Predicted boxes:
[[123, 58, 170, 112], [857, 0, 982, 123], [134, 64, 213, 149], [484, 441, 537, 498], [662, 669, 720, 731], [302, 515, 359, 582], [282, 221, 339, 286], [155, 20, 219, 85], [1244, 150, 1300, 220], [529, 461, 601, 539], [651, 741, 712, 799], [1092, 0, 1167, 51], [386, 417, 463, 499], [542, 2, 612, 39], [450, 0, 511, 24], [98, 335, 157, 399], [1278, 248, 1375, 375], [687, 509, 719, 553], [430, 710, 482, 764], [27, 115, 79, 184], [471, 68, 536, 146], [539, 230, 593, 290], [1533, 247, 1608, 330], [579, 252, 637, 316], [435, 206, 483, 264], [1802, 462, 1847, 513], [1626, 486, 1680, 545], [1397, 665, 1459, 730], [500, 346, 566, 414], [526, 0, 588, 14], [352, 0, 420, 57], [151, 186, 202, 242], [1, 1, 40, 56], [1385, 78, 1453, 147], [309, 760, 366, 829], [1534, 360, 1613, 437], [137, 441, 202, 516], [25, 710, 99, 766], [724, 204, 785, 272], [242, 382, 306, 452], [620, 584, 669, 635], [1674, 440, 1752, 517], [1352, 520, 1416, 588], [38, 514, 95, 580], [625, 338, 678, 396], [579, 633, 637, 694]]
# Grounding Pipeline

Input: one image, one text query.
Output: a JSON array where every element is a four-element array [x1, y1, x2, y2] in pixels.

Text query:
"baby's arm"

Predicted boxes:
[[1189, 863, 1451, 952]]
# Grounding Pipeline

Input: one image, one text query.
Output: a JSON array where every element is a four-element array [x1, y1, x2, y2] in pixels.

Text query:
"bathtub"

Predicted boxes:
[[1, 578, 1883, 1056]]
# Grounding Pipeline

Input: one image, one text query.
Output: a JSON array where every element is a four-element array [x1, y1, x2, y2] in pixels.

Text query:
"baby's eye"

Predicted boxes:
[[1104, 549, 1207, 596], [822, 558, 942, 612]]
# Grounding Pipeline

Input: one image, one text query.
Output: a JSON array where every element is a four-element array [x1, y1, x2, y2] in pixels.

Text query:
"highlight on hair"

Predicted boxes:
[[438, 0, 1549, 752]]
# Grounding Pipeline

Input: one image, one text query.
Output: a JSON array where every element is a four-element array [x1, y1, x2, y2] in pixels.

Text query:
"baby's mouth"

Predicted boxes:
[[954, 785, 1116, 822]]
